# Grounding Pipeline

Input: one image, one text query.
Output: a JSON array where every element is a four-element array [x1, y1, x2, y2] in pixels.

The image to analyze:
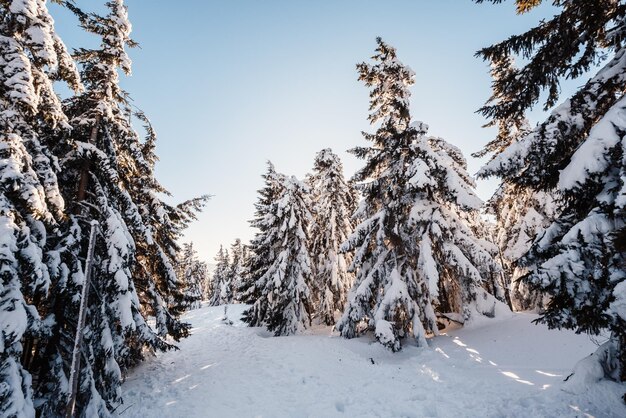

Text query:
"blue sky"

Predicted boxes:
[[52, 0, 569, 262]]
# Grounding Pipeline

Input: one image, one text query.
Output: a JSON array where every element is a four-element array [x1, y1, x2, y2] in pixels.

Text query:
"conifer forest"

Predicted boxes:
[[1, 1, 626, 417]]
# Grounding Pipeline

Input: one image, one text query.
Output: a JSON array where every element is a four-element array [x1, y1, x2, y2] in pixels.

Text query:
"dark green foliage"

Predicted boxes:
[[239, 162, 282, 307], [476, 0, 626, 382]]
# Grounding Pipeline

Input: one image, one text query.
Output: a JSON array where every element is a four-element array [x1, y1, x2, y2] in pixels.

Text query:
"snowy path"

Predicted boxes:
[[119, 304, 626, 417]]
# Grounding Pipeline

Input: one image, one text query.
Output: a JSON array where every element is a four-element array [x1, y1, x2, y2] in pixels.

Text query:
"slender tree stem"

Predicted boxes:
[[65, 221, 99, 418]]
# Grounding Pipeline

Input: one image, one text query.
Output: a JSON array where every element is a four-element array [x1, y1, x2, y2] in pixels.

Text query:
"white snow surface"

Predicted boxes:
[[119, 304, 626, 418]]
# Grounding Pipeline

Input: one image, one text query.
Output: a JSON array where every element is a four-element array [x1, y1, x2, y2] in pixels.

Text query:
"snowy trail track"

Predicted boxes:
[[119, 304, 626, 418]]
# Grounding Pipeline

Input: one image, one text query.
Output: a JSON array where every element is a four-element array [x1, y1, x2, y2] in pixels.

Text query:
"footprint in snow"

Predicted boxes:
[[335, 401, 345, 413]]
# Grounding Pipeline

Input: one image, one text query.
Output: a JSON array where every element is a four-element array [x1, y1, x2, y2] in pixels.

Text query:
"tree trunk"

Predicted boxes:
[[618, 334, 626, 382], [75, 116, 101, 206]]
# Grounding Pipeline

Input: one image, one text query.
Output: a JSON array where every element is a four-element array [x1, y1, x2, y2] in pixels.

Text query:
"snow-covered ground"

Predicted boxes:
[[119, 304, 626, 417]]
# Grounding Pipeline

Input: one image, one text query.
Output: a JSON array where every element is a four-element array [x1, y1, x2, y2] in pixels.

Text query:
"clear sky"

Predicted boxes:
[[52, 0, 569, 263]]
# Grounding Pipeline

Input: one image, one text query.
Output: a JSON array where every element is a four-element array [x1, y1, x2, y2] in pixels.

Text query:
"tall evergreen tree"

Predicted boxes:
[[34, 1, 145, 414], [475, 0, 626, 381], [488, 184, 555, 311], [238, 162, 282, 305], [122, 112, 209, 343], [124, 111, 209, 336], [203, 263, 215, 301], [474, 57, 555, 312], [209, 246, 232, 306], [27, 1, 206, 415], [307, 149, 357, 325], [242, 172, 313, 336], [0, 0, 81, 415], [337, 38, 500, 351], [176, 242, 207, 311], [429, 136, 508, 308], [228, 238, 248, 303], [464, 212, 510, 306]]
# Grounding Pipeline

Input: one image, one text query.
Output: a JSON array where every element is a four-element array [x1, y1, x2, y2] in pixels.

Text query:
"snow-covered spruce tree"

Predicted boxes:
[[475, 0, 626, 381], [489, 184, 555, 312], [427, 136, 508, 308], [126, 111, 208, 336], [228, 238, 248, 303], [466, 213, 510, 306], [242, 172, 313, 335], [177, 242, 207, 310], [307, 149, 357, 325], [32, 2, 205, 415], [473, 56, 555, 312], [336, 38, 500, 351], [202, 262, 215, 301], [238, 162, 282, 305], [34, 1, 151, 414], [0, 0, 81, 416], [209, 246, 232, 306]]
